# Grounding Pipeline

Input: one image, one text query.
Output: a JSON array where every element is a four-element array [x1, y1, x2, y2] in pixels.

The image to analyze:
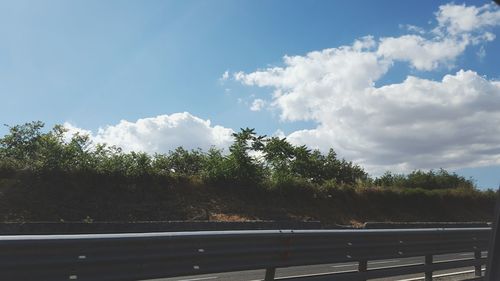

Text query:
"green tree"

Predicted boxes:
[[262, 137, 295, 178], [153, 147, 205, 177], [0, 121, 45, 168], [201, 147, 230, 183], [226, 128, 265, 185], [291, 148, 326, 183]]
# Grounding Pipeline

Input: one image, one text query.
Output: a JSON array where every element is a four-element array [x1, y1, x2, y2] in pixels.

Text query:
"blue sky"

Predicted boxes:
[[1, 0, 499, 188]]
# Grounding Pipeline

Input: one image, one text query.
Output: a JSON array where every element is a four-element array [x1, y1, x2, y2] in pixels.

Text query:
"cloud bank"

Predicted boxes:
[[65, 112, 234, 153], [234, 3, 500, 173]]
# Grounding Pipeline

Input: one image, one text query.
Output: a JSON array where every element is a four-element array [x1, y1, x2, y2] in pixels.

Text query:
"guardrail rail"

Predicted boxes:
[[0, 227, 491, 281]]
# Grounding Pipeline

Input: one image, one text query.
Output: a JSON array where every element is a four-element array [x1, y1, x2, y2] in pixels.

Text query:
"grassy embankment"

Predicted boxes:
[[0, 170, 495, 224], [0, 121, 495, 225]]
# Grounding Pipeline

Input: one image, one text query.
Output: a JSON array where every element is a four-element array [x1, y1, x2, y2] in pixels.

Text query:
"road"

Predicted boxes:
[[144, 252, 485, 281]]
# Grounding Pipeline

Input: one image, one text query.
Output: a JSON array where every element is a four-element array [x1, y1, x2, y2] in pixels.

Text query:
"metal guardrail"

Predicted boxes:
[[486, 189, 500, 280], [0, 227, 491, 281]]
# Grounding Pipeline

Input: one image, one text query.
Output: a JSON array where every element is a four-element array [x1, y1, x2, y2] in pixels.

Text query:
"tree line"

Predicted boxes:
[[0, 121, 475, 190]]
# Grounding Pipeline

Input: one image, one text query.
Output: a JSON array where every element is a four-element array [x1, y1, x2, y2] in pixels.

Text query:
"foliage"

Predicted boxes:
[[224, 128, 266, 185], [152, 147, 204, 177], [0, 122, 494, 223], [374, 169, 475, 190], [0, 121, 477, 191]]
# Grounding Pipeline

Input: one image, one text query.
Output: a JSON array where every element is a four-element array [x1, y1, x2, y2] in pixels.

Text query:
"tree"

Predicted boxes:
[[0, 121, 45, 167], [262, 137, 295, 178], [374, 169, 475, 190], [155, 147, 205, 177], [201, 147, 229, 183], [291, 148, 325, 183], [226, 128, 265, 185]]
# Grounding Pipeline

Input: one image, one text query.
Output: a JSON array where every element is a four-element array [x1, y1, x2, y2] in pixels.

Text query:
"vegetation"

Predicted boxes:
[[0, 123, 370, 186], [0, 121, 495, 223]]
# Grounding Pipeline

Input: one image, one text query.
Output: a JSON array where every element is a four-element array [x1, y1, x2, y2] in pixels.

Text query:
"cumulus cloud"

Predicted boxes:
[[234, 3, 500, 174], [377, 35, 471, 71], [65, 112, 234, 153], [435, 3, 500, 35], [287, 70, 500, 173], [238, 46, 391, 121], [377, 3, 499, 70], [62, 122, 93, 143], [250, 99, 266, 111]]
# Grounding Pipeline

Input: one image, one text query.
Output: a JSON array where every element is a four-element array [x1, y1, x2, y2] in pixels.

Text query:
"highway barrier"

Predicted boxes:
[[0, 227, 491, 281]]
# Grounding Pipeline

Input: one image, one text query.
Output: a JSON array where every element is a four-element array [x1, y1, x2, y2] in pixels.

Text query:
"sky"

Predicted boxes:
[[1, 0, 499, 188]]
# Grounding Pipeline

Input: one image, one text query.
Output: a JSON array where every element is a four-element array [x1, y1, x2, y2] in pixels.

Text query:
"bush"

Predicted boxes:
[[374, 169, 475, 190], [0, 121, 480, 193]]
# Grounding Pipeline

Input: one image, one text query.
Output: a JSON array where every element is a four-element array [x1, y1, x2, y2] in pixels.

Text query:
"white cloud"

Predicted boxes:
[[273, 129, 286, 138], [62, 122, 93, 143], [237, 47, 391, 121], [65, 112, 234, 153], [376, 3, 500, 71], [286, 70, 500, 174], [219, 70, 230, 82], [234, 3, 500, 174], [400, 24, 426, 34], [377, 35, 471, 71], [435, 3, 500, 35], [250, 99, 266, 111]]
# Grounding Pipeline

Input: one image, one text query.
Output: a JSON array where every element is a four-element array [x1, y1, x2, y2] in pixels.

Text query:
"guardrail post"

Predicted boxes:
[[425, 255, 433, 281], [486, 187, 500, 281], [264, 267, 276, 281], [359, 260, 367, 281], [475, 250, 482, 277]]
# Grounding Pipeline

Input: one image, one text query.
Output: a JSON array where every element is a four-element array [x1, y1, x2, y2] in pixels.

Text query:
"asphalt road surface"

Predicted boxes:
[[145, 252, 486, 281]]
